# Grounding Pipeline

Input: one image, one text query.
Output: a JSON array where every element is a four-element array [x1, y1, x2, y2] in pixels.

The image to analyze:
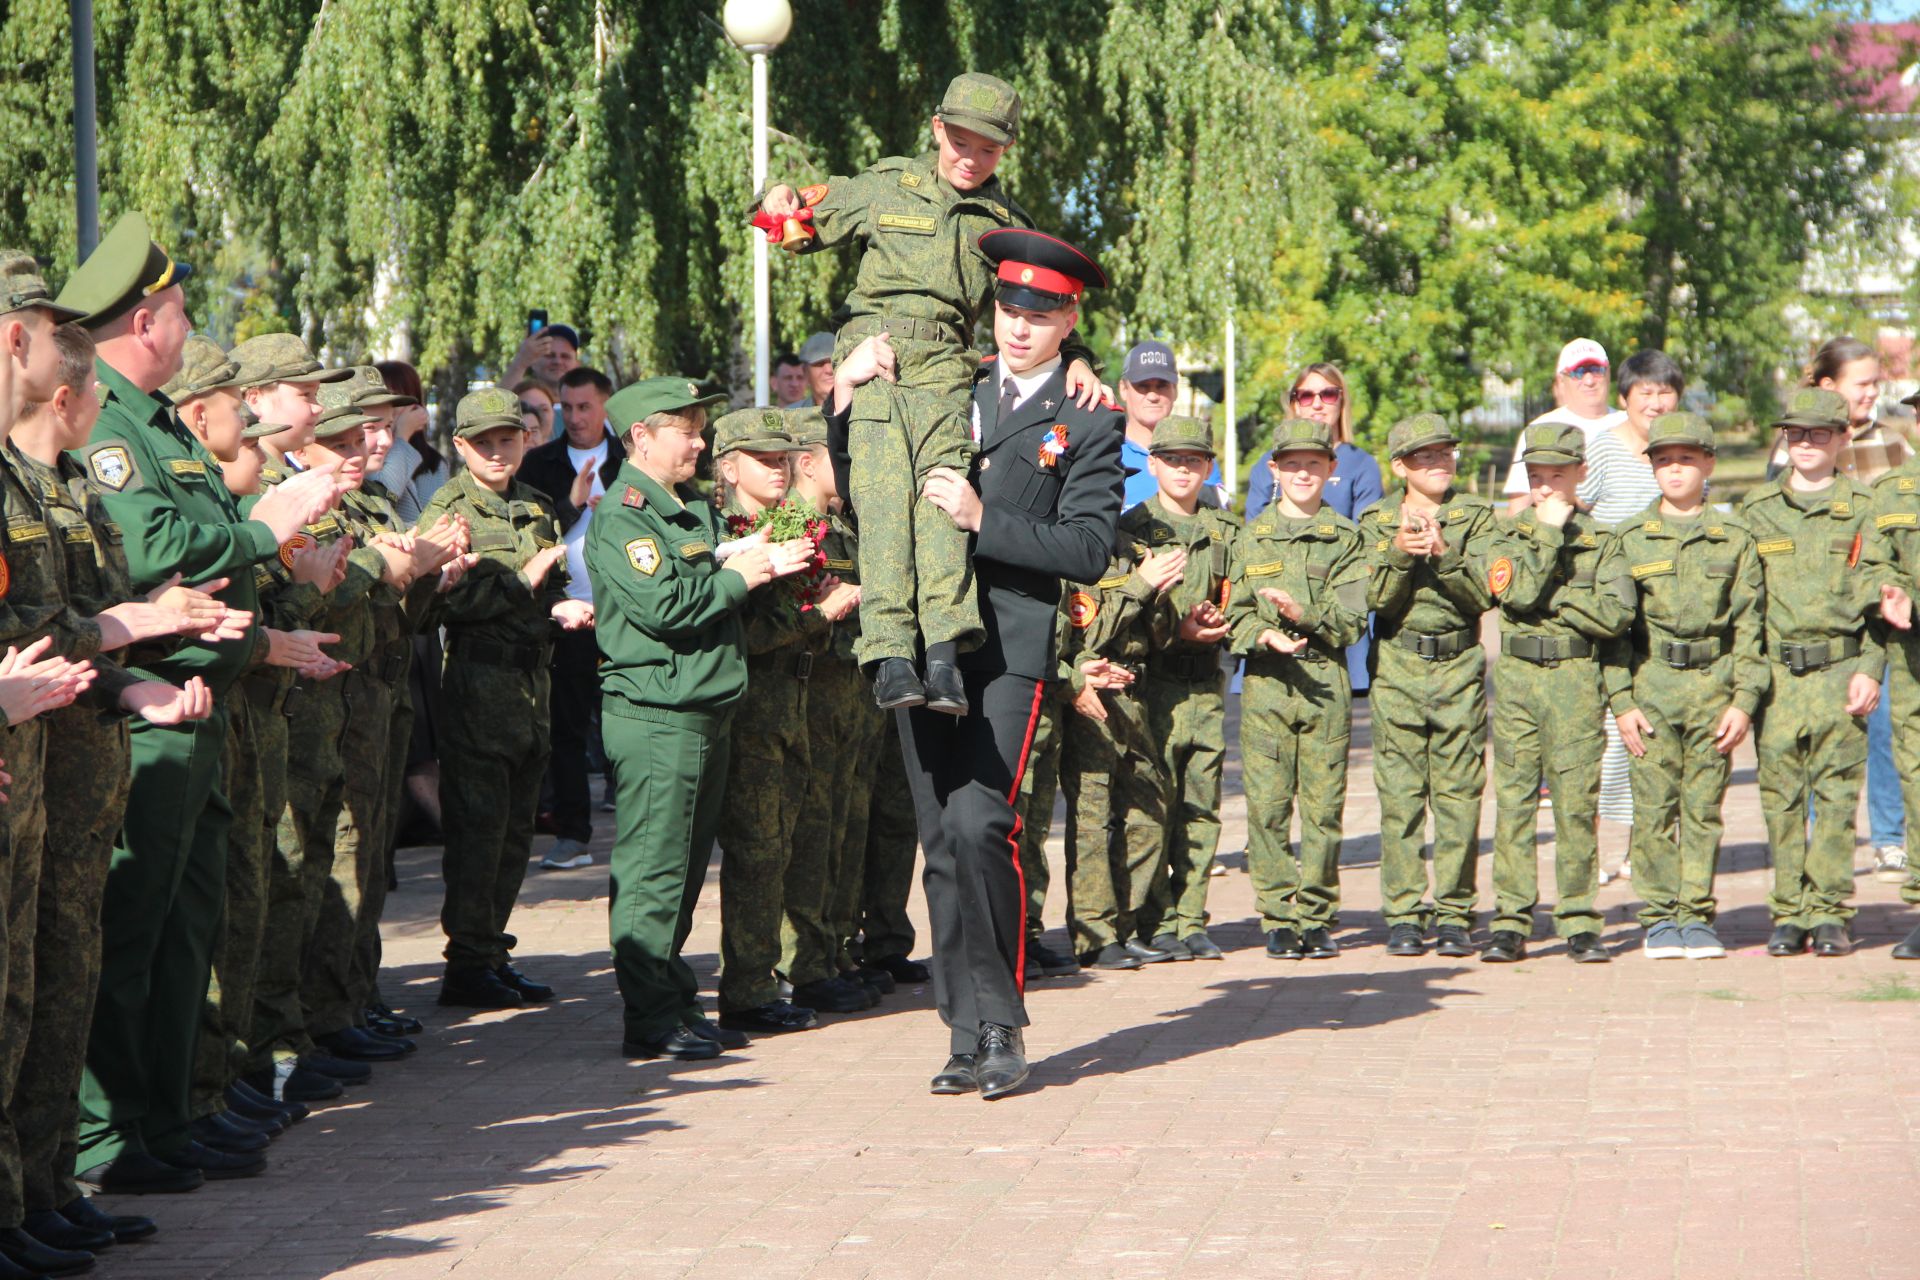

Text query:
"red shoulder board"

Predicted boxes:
[[797, 183, 829, 208], [622, 487, 647, 509]]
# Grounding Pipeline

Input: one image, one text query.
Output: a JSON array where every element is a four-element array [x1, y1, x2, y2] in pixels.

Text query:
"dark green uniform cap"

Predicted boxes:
[[1386, 412, 1459, 460], [1520, 421, 1586, 465], [1772, 387, 1849, 431], [714, 407, 800, 456], [783, 406, 828, 448], [0, 250, 85, 322], [1645, 410, 1715, 455], [53, 212, 194, 328], [453, 387, 524, 438], [1149, 415, 1216, 457], [311, 401, 378, 440], [1270, 416, 1335, 458], [936, 72, 1020, 146], [161, 335, 241, 402], [605, 376, 729, 431], [228, 333, 352, 389]]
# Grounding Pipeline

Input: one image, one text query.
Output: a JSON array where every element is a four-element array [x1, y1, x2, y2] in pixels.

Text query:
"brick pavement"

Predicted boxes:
[[95, 699, 1920, 1280]]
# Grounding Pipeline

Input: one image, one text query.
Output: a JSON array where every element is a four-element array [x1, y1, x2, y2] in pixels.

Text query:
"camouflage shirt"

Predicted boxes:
[[1739, 475, 1894, 681], [1364, 488, 1498, 635], [1225, 507, 1369, 661]]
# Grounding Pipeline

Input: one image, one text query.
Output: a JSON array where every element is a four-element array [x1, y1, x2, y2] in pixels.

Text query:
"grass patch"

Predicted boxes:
[[1700, 988, 1750, 1002], [1845, 976, 1920, 1003]]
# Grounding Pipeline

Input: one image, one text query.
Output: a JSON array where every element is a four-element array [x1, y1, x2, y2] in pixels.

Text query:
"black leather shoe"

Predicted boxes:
[[0, 1249, 41, 1280], [74, 1150, 201, 1196], [188, 1113, 269, 1154], [1567, 932, 1611, 963], [219, 1091, 287, 1135], [56, 1198, 155, 1246], [871, 658, 926, 710], [359, 1025, 417, 1054], [872, 954, 931, 984], [1086, 943, 1143, 971], [929, 1054, 978, 1095], [214, 1107, 280, 1139], [975, 1024, 1028, 1100], [1123, 938, 1177, 964], [299, 1050, 372, 1084], [1812, 922, 1853, 957], [243, 1062, 342, 1104], [681, 1016, 749, 1050], [623, 1025, 722, 1060], [0, 1226, 93, 1277], [1434, 925, 1475, 958], [316, 1027, 408, 1062], [168, 1140, 265, 1180], [1480, 930, 1527, 963], [1148, 933, 1194, 960], [1183, 932, 1225, 960], [495, 963, 554, 1003], [229, 1077, 308, 1123], [1265, 928, 1304, 960], [1386, 924, 1426, 956], [1767, 924, 1809, 956], [1301, 927, 1339, 959], [367, 1002, 424, 1035], [21, 1210, 110, 1254], [438, 966, 525, 1009], [1894, 922, 1920, 960], [923, 660, 969, 716], [791, 977, 869, 1014], [851, 963, 897, 995], [1025, 941, 1080, 978], [717, 1000, 819, 1034]]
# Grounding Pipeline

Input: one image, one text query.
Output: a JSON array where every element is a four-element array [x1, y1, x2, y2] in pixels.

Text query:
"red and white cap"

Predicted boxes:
[[1556, 338, 1609, 374]]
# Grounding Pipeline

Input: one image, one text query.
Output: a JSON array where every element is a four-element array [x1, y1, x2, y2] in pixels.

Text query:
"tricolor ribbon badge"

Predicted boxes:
[[1038, 424, 1069, 469]]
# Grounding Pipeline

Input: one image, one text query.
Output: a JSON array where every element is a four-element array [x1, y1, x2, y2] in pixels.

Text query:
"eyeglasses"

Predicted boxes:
[[1154, 451, 1213, 470], [1290, 387, 1342, 407], [1402, 447, 1456, 468], [519, 401, 550, 417], [1782, 427, 1835, 445], [1563, 362, 1609, 381]]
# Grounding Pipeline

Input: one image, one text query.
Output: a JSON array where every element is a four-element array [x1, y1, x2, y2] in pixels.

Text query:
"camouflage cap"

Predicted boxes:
[[1520, 421, 1586, 466], [54, 212, 194, 328], [311, 401, 378, 441], [714, 407, 800, 456], [605, 376, 729, 431], [160, 335, 241, 402], [227, 333, 352, 390], [0, 250, 84, 322], [239, 404, 279, 439], [1386, 412, 1459, 460], [1773, 387, 1850, 432], [317, 366, 405, 412], [453, 387, 525, 438], [783, 406, 828, 448], [1269, 416, 1335, 458], [1645, 410, 1715, 455], [936, 72, 1020, 146], [1149, 415, 1216, 457]]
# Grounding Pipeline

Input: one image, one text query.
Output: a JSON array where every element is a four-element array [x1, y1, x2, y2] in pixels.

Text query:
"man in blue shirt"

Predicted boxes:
[[1118, 342, 1223, 510]]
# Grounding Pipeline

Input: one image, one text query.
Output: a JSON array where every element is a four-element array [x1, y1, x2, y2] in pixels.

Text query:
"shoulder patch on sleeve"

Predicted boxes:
[[1488, 556, 1514, 596], [1067, 591, 1099, 628], [86, 444, 138, 492], [626, 537, 661, 576]]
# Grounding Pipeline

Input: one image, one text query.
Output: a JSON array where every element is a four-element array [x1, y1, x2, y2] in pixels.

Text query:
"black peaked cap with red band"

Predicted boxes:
[[978, 228, 1107, 311]]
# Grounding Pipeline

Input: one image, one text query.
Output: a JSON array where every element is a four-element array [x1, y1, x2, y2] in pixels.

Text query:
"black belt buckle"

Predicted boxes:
[[1784, 643, 1819, 675], [1662, 640, 1690, 670], [1413, 632, 1442, 660], [794, 652, 814, 681]]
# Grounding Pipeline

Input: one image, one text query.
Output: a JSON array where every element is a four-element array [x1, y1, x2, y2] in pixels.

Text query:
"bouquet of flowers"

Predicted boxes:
[[725, 498, 832, 619]]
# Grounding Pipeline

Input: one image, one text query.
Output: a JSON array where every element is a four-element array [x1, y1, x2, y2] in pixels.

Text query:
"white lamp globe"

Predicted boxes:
[[722, 0, 792, 51]]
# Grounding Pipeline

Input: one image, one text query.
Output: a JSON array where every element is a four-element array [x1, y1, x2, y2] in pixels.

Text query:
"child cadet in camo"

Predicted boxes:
[[1226, 418, 1370, 961], [1481, 422, 1635, 964], [1364, 414, 1498, 959], [1873, 391, 1920, 961], [1596, 411, 1766, 960]]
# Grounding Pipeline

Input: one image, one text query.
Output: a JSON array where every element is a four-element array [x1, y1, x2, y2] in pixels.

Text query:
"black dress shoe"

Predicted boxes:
[[1567, 932, 1611, 963], [316, 1027, 409, 1062], [56, 1198, 155, 1246], [1123, 938, 1177, 964], [367, 1002, 424, 1035], [1386, 924, 1427, 956], [438, 967, 525, 1009], [1183, 932, 1225, 960], [495, 963, 554, 1003], [682, 1016, 750, 1050], [1086, 943, 1143, 971], [229, 1077, 308, 1123], [359, 1025, 417, 1054], [791, 977, 869, 1014], [929, 1054, 978, 1095], [717, 1000, 819, 1033], [214, 1107, 281, 1139], [1024, 941, 1080, 978], [923, 660, 969, 716], [1480, 930, 1527, 963], [975, 1024, 1028, 1100], [1148, 933, 1194, 960], [299, 1050, 372, 1084], [1433, 925, 1475, 957], [242, 1062, 341, 1104], [851, 963, 897, 995], [1894, 922, 1920, 960], [74, 1150, 202, 1195], [872, 953, 931, 984], [0, 1226, 93, 1277], [1767, 924, 1809, 956], [21, 1209, 110, 1254], [168, 1140, 265, 1180], [871, 658, 926, 710], [1812, 922, 1853, 957], [219, 1091, 287, 1135], [1265, 928, 1304, 960], [188, 1113, 269, 1154], [0, 1249, 40, 1280], [1301, 927, 1339, 959], [623, 1025, 721, 1059]]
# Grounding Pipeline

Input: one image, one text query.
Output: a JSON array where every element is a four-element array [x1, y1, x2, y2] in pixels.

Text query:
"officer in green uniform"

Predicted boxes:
[[1364, 414, 1498, 958], [1875, 392, 1920, 960], [584, 377, 811, 1060], [1226, 418, 1370, 962], [1598, 411, 1767, 959]]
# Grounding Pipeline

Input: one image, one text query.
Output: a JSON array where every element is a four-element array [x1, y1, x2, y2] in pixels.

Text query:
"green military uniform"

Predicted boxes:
[[1597, 414, 1767, 938], [1363, 415, 1498, 939], [1872, 434, 1920, 940], [1741, 390, 1895, 940], [1225, 419, 1370, 946], [1484, 424, 1635, 948], [420, 390, 567, 990]]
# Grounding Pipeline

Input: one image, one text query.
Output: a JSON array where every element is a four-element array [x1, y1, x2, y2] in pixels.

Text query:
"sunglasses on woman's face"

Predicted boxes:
[[1291, 387, 1341, 407], [520, 401, 550, 417]]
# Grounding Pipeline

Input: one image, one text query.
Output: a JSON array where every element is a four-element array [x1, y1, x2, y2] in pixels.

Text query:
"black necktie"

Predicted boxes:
[[994, 376, 1020, 432]]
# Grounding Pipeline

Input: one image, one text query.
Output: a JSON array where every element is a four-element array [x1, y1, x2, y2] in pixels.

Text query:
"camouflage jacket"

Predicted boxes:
[[1226, 506, 1369, 662]]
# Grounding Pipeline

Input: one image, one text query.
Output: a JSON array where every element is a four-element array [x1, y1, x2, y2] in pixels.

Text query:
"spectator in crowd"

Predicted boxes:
[[516, 378, 554, 452], [500, 324, 581, 436], [799, 332, 836, 406], [772, 353, 808, 409], [1116, 341, 1223, 510], [1504, 338, 1627, 516]]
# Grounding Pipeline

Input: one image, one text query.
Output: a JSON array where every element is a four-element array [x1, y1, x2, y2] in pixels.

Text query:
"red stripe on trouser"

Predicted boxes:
[[1004, 679, 1046, 995]]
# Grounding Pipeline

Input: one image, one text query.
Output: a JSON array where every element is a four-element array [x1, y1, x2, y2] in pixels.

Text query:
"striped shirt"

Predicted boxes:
[[1577, 426, 1661, 526]]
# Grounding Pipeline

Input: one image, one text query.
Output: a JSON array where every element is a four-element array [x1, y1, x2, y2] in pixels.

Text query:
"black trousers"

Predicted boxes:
[[545, 628, 602, 842], [897, 669, 1046, 1055]]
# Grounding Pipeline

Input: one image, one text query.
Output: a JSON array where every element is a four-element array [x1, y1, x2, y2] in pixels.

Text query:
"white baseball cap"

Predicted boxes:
[[1556, 338, 1609, 375]]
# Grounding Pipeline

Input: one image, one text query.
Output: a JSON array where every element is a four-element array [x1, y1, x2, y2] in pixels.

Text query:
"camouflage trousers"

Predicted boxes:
[[1491, 651, 1603, 938], [276, 680, 349, 1053], [352, 674, 414, 1015], [0, 718, 46, 1222], [191, 695, 268, 1116], [842, 334, 983, 665], [717, 661, 809, 1012], [781, 654, 882, 987], [241, 673, 305, 1070], [1756, 661, 1865, 928], [1012, 685, 1067, 942], [1242, 655, 1351, 931], [1624, 658, 1739, 927], [855, 711, 922, 964], [1134, 667, 1227, 942], [1060, 686, 1167, 954], [1372, 642, 1487, 931], [1887, 637, 1920, 907], [439, 658, 550, 972]]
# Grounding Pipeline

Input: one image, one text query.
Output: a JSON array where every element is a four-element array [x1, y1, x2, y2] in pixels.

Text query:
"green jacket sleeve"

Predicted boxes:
[[585, 524, 749, 640], [86, 442, 278, 589], [1728, 536, 1770, 716], [1291, 536, 1369, 648]]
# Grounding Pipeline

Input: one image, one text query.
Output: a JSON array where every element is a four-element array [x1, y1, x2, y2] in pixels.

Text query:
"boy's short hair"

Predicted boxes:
[[51, 322, 97, 393], [559, 366, 614, 396], [1617, 350, 1684, 398]]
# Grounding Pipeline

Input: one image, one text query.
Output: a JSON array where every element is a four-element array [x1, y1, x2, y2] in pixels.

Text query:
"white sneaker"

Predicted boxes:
[[540, 838, 592, 871], [1874, 845, 1908, 884], [1209, 858, 1229, 877]]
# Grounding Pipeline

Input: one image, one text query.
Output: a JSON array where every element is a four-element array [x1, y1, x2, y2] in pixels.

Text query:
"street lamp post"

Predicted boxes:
[[723, 0, 793, 408]]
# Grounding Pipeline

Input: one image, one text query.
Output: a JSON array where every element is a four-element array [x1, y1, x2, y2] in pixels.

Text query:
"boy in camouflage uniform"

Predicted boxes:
[[1481, 422, 1635, 964], [1226, 418, 1370, 961], [1364, 414, 1497, 958], [1875, 391, 1920, 960], [1597, 412, 1767, 960]]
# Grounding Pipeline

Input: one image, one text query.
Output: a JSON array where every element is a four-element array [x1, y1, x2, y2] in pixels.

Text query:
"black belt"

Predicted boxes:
[[1389, 626, 1476, 661], [1648, 635, 1727, 671], [839, 315, 963, 346], [749, 650, 814, 681], [1501, 633, 1594, 666], [1776, 635, 1862, 675], [1246, 642, 1334, 671], [447, 637, 550, 672], [1147, 650, 1224, 683]]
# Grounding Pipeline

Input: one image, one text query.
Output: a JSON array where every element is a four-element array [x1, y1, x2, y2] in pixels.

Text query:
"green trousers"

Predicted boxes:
[[1625, 659, 1737, 927], [1372, 643, 1487, 930], [352, 675, 414, 1014], [192, 695, 267, 1116], [716, 665, 808, 1012], [1242, 657, 1351, 931], [781, 655, 874, 987], [604, 700, 732, 1042], [856, 712, 921, 964], [1757, 662, 1865, 928], [1491, 652, 1603, 938], [1061, 689, 1165, 954], [1134, 669, 1227, 942], [242, 674, 304, 1070], [0, 718, 47, 1223], [1012, 687, 1066, 943]]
